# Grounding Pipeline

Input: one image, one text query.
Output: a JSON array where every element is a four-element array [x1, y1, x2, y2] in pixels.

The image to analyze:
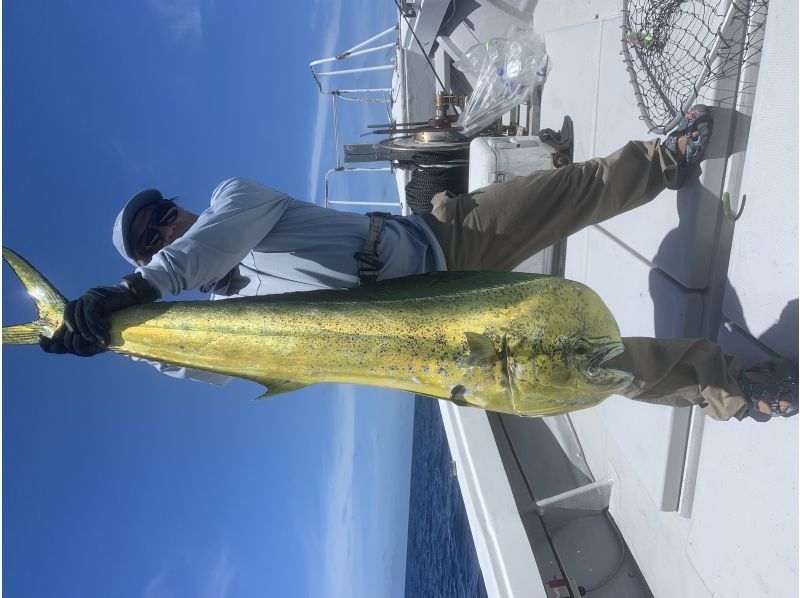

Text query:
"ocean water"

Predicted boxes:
[[403, 397, 489, 598]]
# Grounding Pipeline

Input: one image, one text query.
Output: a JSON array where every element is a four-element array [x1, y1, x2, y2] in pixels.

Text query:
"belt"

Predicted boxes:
[[354, 212, 391, 285]]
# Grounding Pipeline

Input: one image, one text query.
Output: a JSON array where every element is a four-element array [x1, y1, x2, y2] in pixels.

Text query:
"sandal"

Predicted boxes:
[[738, 359, 799, 421], [663, 104, 714, 170]]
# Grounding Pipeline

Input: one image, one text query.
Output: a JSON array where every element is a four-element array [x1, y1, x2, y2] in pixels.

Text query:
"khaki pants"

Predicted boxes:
[[421, 140, 748, 421]]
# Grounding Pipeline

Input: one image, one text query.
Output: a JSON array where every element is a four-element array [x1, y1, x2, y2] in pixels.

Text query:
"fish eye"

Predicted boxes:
[[573, 339, 589, 356]]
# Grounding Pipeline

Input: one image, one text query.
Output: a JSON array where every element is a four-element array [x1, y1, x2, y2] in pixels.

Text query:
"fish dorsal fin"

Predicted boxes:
[[231, 271, 550, 307], [255, 379, 310, 400], [464, 332, 501, 366]]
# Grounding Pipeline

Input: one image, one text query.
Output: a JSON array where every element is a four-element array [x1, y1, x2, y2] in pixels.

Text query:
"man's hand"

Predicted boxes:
[[77, 285, 143, 345], [39, 300, 108, 357], [40, 273, 158, 357]]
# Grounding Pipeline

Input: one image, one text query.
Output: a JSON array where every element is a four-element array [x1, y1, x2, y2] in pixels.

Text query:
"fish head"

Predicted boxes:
[[504, 280, 634, 405]]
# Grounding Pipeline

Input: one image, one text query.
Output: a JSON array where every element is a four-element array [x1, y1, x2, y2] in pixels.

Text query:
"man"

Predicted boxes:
[[41, 106, 798, 421]]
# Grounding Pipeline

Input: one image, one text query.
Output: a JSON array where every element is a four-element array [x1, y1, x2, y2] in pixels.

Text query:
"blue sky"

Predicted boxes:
[[2, 2, 414, 597]]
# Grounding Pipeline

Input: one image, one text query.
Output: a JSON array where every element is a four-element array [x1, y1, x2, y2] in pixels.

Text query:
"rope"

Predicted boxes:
[[402, 151, 469, 214]]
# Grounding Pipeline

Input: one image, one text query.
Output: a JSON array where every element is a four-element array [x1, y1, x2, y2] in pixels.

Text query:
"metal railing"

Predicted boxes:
[[309, 25, 403, 211]]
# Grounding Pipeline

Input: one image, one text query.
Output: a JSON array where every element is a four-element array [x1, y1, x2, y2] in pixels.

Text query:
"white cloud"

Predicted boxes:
[[150, 0, 209, 42], [143, 568, 175, 598], [202, 547, 236, 598], [307, 386, 361, 598], [310, 0, 325, 31], [142, 546, 235, 598]]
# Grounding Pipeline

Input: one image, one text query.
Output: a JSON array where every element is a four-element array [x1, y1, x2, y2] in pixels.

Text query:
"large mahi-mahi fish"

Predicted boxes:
[[2, 247, 632, 416]]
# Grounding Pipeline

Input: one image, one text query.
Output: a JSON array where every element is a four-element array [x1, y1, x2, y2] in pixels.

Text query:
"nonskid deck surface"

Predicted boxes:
[[399, 1, 798, 597], [534, 5, 796, 598]]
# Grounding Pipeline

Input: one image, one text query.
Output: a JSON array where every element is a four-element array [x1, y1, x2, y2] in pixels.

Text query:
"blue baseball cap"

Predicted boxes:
[[112, 188, 165, 266]]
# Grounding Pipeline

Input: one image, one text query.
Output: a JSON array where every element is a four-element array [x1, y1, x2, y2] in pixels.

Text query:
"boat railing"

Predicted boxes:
[[309, 25, 403, 212]]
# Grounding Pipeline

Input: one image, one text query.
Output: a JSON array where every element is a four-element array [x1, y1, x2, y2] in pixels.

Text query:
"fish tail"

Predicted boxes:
[[3, 247, 67, 345]]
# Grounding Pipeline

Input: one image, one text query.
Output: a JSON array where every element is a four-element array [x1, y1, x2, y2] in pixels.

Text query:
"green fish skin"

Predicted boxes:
[[2, 247, 633, 417]]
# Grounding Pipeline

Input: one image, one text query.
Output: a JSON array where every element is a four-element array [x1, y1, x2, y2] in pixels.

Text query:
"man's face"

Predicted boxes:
[[130, 201, 198, 266]]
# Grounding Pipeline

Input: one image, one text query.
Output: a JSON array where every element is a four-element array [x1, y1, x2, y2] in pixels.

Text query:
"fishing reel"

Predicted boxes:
[[346, 90, 572, 166], [343, 90, 574, 215], [347, 91, 471, 162]]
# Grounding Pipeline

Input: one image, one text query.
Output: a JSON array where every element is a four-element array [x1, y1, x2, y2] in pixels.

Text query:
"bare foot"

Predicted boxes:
[[757, 397, 794, 415], [742, 359, 799, 419]]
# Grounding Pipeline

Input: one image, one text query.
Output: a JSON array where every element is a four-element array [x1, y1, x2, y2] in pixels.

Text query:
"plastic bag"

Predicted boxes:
[[454, 32, 547, 136]]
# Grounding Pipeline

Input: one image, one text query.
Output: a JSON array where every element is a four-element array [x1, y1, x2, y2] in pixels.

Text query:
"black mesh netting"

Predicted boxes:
[[623, 0, 769, 132]]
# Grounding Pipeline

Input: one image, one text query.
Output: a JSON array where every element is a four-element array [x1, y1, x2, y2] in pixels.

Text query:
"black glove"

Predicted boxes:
[[40, 273, 158, 356], [39, 300, 108, 357]]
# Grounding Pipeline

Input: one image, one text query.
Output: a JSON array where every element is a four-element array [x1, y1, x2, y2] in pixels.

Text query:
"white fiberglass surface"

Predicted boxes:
[[593, 17, 723, 289], [565, 225, 703, 509], [690, 3, 799, 595], [541, 6, 797, 597], [721, 0, 799, 361]]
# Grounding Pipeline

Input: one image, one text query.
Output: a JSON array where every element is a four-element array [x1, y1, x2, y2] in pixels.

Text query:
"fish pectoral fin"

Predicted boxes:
[[255, 379, 310, 400], [415, 390, 471, 409], [464, 332, 501, 367], [449, 384, 470, 407]]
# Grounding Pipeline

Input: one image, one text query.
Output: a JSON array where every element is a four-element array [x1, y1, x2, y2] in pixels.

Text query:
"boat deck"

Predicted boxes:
[[533, 2, 797, 596], [399, 0, 798, 596]]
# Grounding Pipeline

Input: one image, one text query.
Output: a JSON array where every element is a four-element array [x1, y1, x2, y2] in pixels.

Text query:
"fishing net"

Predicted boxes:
[[622, 0, 769, 133]]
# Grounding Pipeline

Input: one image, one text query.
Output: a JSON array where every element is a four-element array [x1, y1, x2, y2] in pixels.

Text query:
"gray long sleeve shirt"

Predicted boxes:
[[132, 177, 447, 384]]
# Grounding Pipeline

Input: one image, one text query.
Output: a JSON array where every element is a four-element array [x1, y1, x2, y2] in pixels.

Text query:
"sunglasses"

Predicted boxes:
[[135, 201, 178, 261]]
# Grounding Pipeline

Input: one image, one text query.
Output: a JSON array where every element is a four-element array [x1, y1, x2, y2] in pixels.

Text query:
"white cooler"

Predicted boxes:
[[468, 135, 557, 191]]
